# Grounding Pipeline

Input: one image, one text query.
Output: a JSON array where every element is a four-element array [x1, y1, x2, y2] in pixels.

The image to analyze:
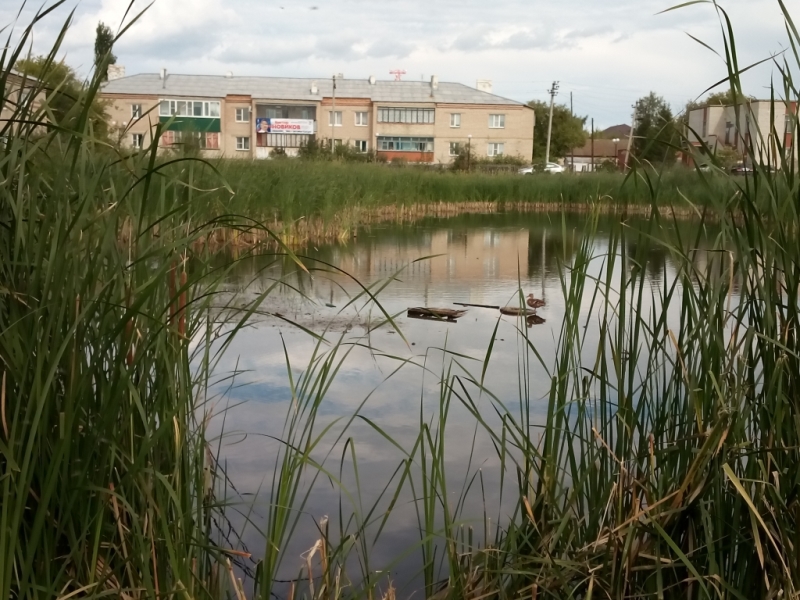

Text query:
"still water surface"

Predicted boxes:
[[206, 212, 718, 594]]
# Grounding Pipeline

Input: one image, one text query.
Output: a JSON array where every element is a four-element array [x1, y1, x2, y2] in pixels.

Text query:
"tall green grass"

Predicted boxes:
[[0, 6, 279, 598], [189, 160, 752, 225]]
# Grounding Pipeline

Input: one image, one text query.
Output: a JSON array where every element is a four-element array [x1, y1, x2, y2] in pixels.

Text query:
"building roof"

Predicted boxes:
[[570, 138, 622, 158], [598, 124, 631, 139], [8, 68, 40, 83], [101, 73, 526, 106]]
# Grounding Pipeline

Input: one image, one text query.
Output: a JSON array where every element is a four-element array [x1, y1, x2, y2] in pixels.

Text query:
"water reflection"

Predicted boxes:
[[206, 212, 723, 595]]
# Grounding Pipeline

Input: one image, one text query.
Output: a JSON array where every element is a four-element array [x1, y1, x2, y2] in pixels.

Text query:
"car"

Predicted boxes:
[[730, 164, 753, 175], [518, 162, 564, 175]]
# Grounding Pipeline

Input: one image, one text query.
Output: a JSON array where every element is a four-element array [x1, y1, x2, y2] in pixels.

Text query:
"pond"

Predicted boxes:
[[204, 211, 725, 596]]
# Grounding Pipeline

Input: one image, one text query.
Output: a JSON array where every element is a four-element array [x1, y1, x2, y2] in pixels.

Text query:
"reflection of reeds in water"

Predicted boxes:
[[196, 201, 711, 251]]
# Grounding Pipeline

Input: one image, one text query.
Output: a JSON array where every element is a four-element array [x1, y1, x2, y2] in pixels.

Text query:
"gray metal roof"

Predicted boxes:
[[101, 73, 525, 106]]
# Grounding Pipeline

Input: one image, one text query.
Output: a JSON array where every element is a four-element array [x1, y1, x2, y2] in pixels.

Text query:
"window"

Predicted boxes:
[[236, 137, 250, 151], [160, 130, 181, 146], [261, 133, 312, 148], [131, 104, 142, 119], [159, 99, 221, 118], [489, 114, 505, 128], [235, 107, 250, 122], [377, 136, 434, 152], [194, 132, 220, 150], [131, 133, 144, 149], [354, 140, 368, 152], [450, 113, 461, 128], [449, 142, 461, 156], [301, 108, 311, 120], [355, 111, 369, 126], [377, 107, 435, 124], [328, 111, 342, 126], [487, 142, 505, 156]]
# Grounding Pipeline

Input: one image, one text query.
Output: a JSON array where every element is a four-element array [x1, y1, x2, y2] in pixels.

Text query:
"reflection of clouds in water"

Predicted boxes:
[[203, 214, 722, 589]]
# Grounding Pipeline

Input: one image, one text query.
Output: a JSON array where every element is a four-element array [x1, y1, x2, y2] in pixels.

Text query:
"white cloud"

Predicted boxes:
[[0, 0, 794, 127]]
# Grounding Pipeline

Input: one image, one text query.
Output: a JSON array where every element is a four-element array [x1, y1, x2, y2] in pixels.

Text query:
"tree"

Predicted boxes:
[[14, 56, 110, 137], [703, 89, 748, 106], [94, 22, 117, 81], [632, 92, 678, 164], [527, 100, 586, 161]]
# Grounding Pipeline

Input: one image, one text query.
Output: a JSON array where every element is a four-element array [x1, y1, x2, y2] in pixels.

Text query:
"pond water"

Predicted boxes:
[[205, 212, 722, 596]]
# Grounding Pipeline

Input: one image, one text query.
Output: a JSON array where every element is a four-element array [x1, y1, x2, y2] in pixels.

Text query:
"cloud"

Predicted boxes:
[[0, 0, 789, 128]]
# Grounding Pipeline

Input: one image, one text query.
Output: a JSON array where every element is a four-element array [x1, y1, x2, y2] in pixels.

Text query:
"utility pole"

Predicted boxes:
[[590, 118, 594, 172], [624, 103, 637, 171], [570, 91, 574, 172], [544, 81, 559, 165], [330, 74, 337, 154]]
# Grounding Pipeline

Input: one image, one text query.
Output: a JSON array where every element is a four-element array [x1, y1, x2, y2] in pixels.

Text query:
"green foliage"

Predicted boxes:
[[14, 55, 110, 138], [528, 99, 586, 160], [93, 22, 116, 81], [632, 91, 678, 164], [703, 88, 749, 105], [297, 137, 377, 162]]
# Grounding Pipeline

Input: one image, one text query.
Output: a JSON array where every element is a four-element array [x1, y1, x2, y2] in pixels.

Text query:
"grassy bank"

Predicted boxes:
[[195, 160, 747, 224]]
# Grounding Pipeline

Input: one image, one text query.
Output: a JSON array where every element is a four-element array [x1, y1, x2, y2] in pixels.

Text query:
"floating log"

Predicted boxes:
[[499, 306, 538, 316], [453, 302, 500, 309], [407, 307, 467, 321]]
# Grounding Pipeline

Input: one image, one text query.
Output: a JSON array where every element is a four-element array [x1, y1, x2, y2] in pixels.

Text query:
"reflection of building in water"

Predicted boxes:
[[332, 228, 529, 283]]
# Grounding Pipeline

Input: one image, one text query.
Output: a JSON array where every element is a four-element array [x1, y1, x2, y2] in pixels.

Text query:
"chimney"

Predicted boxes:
[[430, 75, 439, 91], [226, 71, 233, 78], [310, 81, 318, 94], [476, 79, 492, 94], [107, 64, 125, 81], [368, 75, 376, 85], [160, 67, 167, 89]]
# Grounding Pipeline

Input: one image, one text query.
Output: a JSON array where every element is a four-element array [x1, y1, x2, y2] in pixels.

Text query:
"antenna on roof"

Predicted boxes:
[[389, 69, 406, 81]]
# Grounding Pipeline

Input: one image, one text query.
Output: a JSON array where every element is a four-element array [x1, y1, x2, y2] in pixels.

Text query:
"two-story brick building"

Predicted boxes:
[[686, 99, 797, 169], [100, 70, 534, 163]]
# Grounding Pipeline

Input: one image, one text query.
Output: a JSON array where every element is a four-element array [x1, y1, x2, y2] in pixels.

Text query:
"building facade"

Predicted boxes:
[[2, 69, 44, 130], [686, 100, 798, 168], [100, 71, 534, 163]]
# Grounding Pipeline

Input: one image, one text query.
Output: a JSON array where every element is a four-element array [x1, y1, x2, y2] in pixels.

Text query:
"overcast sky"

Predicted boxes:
[[2, 0, 792, 128]]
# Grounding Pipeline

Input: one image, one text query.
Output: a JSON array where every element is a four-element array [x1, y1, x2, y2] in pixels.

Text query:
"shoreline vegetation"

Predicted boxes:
[[3, 2, 800, 600], [154, 160, 768, 247]]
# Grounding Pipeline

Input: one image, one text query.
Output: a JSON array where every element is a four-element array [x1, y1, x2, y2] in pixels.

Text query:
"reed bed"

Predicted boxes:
[[190, 160, 749, 226], [0, 8, 275, 599]]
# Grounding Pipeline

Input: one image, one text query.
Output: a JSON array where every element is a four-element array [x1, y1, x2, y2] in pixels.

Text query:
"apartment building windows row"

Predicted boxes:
[[260, 133, 313, 148], [160, 99, 221, 118], [377, 107, 435, 124], [378, 136, 434, 152], [160, 130, 220, 149]]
